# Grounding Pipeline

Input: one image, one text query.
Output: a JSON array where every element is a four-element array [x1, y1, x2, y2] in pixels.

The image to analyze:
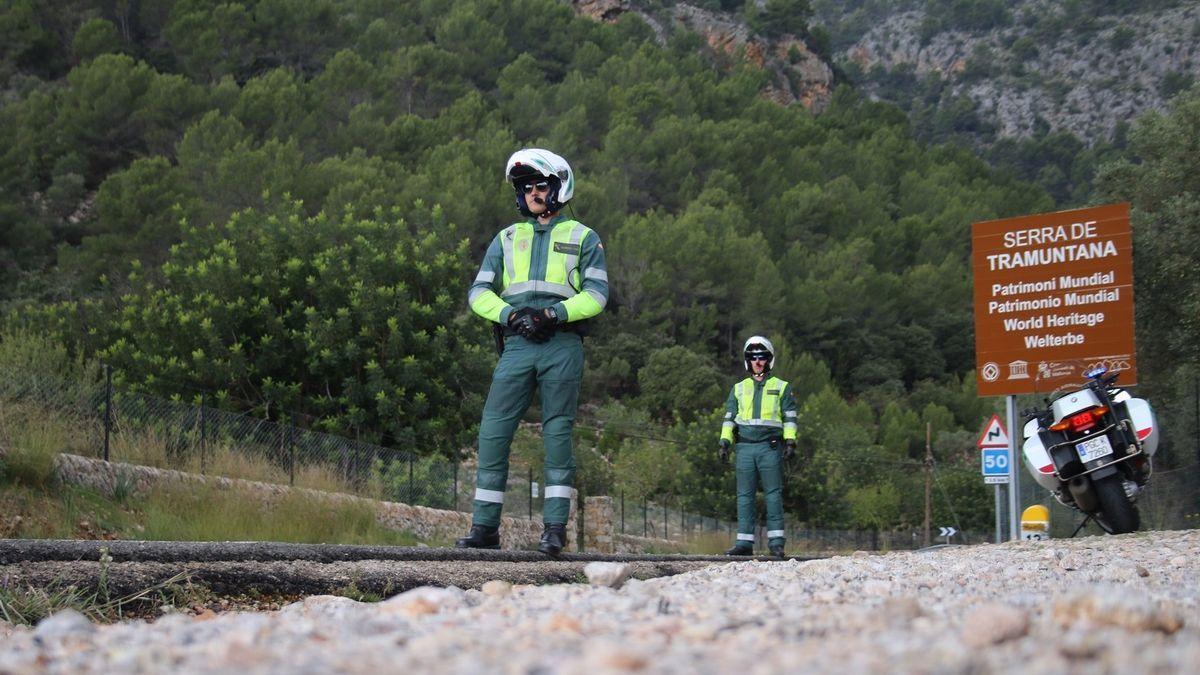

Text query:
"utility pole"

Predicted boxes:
[[923, 421, 932, 548]]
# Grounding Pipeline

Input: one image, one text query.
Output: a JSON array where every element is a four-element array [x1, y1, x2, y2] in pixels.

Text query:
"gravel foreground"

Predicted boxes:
[[2, 530, 1197, 674]]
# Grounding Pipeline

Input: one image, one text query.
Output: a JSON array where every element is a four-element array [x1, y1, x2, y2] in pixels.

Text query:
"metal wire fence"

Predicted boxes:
[[609, 494, 988, 551], [0, 367, 498, 514], [6, 365, 1195, 550]]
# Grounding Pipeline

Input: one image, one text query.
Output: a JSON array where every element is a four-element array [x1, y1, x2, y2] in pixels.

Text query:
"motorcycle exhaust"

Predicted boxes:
[[1068, 477, 1098, 512]]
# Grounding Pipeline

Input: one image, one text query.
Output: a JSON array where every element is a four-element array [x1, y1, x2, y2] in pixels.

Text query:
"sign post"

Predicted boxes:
[[978, 414, 1010, 543], [1006, 395, 1019, 541], [973, 203, 1137, 541]]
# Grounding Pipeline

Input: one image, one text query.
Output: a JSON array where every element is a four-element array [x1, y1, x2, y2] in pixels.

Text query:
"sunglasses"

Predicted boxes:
[[748, 354, 770, 362], [519, 180, 551, 194]]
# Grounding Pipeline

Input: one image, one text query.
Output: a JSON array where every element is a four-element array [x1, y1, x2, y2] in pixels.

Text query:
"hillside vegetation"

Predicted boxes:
[[1, 0, 1198, 533]]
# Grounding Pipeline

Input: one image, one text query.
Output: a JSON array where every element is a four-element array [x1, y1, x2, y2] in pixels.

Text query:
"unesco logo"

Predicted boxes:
[[981, 362, 1001, 382]]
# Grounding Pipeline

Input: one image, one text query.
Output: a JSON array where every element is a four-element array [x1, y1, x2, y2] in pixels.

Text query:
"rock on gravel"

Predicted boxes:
[[480, 580, 513, 597], [961, 603, 1029, 647], [1, 530, 1198, 674], [33, 610, 96, 642], [584, 562, 633, 589], [1052, 585, 1184, 634]]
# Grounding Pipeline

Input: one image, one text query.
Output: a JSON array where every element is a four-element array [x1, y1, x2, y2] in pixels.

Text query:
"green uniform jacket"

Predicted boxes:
[[467, 214, 608, 325], [721, 375, 798, 444]]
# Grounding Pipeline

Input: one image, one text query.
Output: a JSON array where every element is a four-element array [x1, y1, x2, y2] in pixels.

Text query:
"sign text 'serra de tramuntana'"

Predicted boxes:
[[972, 203, 1137, 397]]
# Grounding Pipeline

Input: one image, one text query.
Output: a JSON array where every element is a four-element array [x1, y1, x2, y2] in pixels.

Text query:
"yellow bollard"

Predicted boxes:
[[1020, 504, 1051, 540]]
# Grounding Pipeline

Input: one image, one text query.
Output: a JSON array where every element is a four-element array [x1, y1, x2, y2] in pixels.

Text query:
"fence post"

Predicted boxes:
[[102, 364, 112, 461], [289, 412, 296, 486], [453, 457, 459, 511], [643, 497, 647, 538], [528, 465, 533, 521], [620, 491, 625, 534], [199, 392, 207, 474], [408, 454, 414, 504], [663, 502, 668, 540], [681, 504, 685, 540]]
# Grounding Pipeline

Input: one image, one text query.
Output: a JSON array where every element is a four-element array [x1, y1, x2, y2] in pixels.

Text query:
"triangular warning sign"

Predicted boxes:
[[977, 414, 1009, 448]]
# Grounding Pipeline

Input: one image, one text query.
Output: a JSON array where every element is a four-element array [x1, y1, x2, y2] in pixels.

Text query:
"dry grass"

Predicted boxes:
[[105, 427, 364, 496], [0, 402, 95, 488], [676, 531, 734, 555], [1, 396, 422, 548], [139, 481, 416, 546]]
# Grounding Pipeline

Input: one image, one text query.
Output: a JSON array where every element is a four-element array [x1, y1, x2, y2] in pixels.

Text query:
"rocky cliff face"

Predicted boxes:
[[826, 1, 1200, 144], [570, 0, 835, 113], [572, 1, 1200, 146]]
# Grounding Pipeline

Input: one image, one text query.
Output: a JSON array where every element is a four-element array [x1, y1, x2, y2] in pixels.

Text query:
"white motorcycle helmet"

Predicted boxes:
[[743, 336, 775, 372], [505, 148, 574, 217]]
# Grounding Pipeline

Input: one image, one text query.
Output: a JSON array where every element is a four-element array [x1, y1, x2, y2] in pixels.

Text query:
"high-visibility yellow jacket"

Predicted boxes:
[[721, 375, 797, 444], [468, 215, 608, 325]]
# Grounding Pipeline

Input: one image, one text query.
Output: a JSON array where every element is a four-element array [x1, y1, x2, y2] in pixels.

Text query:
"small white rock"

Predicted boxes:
[[584, 562, 633, 589], [379, 586, 467, 617], [961, 603, 1029, 647], [481, 580, 513, 597], [34, 609, 95, 641]]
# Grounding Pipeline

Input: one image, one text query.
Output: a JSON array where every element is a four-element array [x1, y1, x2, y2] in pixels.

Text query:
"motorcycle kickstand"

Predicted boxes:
[[1069, 514, 1094, 538]]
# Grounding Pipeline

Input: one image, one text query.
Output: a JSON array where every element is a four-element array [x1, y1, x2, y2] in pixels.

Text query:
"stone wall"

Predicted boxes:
[[583, 495, 614, 553], [583, 495, 686, 554], [51, 454, 572, 551], [613, 533, 687, 554]]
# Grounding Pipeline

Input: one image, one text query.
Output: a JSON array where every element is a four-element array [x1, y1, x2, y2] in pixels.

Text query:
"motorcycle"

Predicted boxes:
[[1020, 366, 1158, 535]]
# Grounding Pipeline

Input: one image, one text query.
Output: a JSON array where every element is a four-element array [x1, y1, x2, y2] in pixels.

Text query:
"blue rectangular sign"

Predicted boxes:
[[981, 447, 1010, 477]]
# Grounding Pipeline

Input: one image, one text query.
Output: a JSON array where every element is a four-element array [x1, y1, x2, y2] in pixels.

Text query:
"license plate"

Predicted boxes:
[[1076, 435, 1114, 462]]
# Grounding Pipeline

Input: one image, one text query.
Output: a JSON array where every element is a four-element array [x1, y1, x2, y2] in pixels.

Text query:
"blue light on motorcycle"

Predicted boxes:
[[1084, 365, 1108, 379]]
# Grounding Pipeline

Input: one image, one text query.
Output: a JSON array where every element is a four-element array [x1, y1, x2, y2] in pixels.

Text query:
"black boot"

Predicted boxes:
[[724, 544, 753, 556], [769, 544, 785, 558], [455, 524, 500, 549], [538, 523, 567, 557]]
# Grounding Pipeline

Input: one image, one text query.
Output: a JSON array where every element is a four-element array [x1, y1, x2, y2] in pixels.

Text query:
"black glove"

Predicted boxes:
[[782, 439, 796, 461], [508, 308, 539, 340], [530, 308, 560, 342], [508, 308, 558, 343], [717, 439, 731, 463]]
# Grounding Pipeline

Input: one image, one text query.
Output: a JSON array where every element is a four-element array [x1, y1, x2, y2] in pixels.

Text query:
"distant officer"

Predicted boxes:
[[455, 148, 609, 556], [718, 336, 797, 557]]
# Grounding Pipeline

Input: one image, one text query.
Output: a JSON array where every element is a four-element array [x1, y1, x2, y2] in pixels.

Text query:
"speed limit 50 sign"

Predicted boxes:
[[981, 447, 1010, 484]]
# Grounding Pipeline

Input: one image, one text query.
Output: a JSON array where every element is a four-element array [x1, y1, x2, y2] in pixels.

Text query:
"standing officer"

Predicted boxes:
[[455, 148, 608, 556], [718, 336, 797, 557]]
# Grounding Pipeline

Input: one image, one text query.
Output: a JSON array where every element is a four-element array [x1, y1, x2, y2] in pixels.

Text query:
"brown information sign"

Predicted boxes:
[[972, 202, 1137, 397]]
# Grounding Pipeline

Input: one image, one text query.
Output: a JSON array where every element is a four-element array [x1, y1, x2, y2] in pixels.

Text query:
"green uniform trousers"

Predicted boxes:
[[735, 441, 786, 547], [473, 330, 583, 526]]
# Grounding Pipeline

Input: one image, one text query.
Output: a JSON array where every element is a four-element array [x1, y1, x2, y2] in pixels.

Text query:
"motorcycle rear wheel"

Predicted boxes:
[[1093, 474, 1140, 534]]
